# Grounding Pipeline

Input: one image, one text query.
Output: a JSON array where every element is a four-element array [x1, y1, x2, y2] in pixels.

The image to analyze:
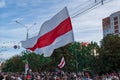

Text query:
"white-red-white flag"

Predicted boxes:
[[21, 7, 74, 57], [58, 57, 65, 68]]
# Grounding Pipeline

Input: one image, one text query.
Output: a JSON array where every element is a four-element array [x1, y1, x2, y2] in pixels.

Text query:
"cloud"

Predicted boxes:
[[70, 0, 119, 44], [0, 0, 120, 59], [0, 48, 24, 60], [0, 26, 26, 41], [0, 0, 6, 8]]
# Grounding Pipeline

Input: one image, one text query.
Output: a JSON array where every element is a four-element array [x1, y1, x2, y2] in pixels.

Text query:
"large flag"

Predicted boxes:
[[21, 7, 74, 57], [58, 57, 65, 68]]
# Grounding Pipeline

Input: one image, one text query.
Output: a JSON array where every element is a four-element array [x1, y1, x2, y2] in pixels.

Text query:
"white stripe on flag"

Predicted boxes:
[[21, 7, 74, 57], [58, 57, 65, 68]]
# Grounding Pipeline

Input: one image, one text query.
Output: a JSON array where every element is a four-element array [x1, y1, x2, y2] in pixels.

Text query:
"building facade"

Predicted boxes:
[[102, 11, 120, 37]]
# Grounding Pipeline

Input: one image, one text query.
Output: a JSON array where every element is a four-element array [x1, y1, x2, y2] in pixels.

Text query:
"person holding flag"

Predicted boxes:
[[24, 60, 29, 74]]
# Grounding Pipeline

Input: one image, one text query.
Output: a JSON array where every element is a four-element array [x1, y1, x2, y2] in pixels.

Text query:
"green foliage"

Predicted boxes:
[[2, 41, 99, 73], [3, 35, 120, 74], [67, 42, 99, 72], [22, 51, 51, 72], [2, 51, 51, 72], [97, 35, 120, 74], [2, 55, 24, 72]]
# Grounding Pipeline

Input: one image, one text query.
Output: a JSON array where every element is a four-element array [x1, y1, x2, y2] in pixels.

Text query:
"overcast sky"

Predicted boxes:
[[0, 0, 120, 60]]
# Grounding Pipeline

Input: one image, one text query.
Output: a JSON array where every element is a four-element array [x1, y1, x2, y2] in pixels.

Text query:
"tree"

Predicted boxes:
[[21, 51, 51, 72], [2, 51, 51, 72], [50, 43, 73, 72], [97, 35, 120, 74], [68, 42, 99, 72], [1, 41, 99, 73], [2, 55, 24, 72]]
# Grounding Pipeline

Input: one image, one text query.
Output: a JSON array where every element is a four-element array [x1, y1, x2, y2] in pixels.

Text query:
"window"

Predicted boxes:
[[114, 25, 118, 30], [115, 30, 119, 33], [114, 16, 118, 21]]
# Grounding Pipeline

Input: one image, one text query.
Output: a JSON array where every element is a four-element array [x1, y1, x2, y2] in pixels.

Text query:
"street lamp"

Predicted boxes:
[[15, 21, 36, 74], [15, 20, 36, 40]]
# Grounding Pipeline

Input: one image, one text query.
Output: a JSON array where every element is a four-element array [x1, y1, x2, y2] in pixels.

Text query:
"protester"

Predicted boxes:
[[0, 70, 120, 80]]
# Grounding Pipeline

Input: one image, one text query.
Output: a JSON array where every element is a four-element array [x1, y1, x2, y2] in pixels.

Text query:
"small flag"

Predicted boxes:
[[58, 57, 65, 68]]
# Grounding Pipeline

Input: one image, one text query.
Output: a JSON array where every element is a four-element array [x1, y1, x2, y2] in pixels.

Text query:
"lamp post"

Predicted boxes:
[[15, 21, 36, 74], [15, 20, 36, 40]]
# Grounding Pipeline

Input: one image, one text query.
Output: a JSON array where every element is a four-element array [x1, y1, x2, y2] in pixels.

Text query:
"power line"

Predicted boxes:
[[0, 0, 114, 47], [28, 0, 113, 38], [71, 0, 113, 18], [70, 0, 97, 16]]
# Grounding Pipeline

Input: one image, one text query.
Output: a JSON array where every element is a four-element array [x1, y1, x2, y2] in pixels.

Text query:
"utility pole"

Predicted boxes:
[[15, 21, 36, 74], [15, 21, 36, 40], [101, 0, 103, 5]]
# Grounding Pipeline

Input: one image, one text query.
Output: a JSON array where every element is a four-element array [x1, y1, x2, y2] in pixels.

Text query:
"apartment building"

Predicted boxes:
[[102, 11, 120, 37]]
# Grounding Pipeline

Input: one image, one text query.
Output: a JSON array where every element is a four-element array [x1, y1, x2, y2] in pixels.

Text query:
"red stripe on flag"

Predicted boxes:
[[58, 59, 65, 68], [27, 17, 72, 51]]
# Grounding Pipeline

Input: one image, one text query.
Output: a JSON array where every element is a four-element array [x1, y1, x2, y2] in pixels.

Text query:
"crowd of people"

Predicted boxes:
[[0, 70, 120, 80]]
